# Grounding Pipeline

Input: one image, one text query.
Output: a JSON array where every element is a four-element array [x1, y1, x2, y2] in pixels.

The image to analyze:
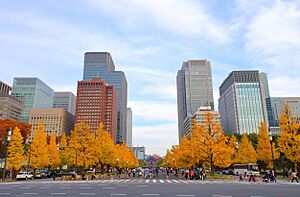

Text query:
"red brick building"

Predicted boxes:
[[75, 78, 117, 142]]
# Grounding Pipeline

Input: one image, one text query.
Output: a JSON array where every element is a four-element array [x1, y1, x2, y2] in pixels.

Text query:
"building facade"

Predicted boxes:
[[28, 108, 74, 142], [219, 71, 267, 135], [53, 92, 76, 116], [83, 52, 127, 144], [126, 108, 132, 146], [0, 81, 11, 94], [177, 60, 214, 141], [75, 78, 118, 142], [132, 146, 146, 161], [259, 72, 274, 128], [11, 78, 54, 123], [271, 97, 300, 126], [0, 93, 23, 121], [183, 106, 220, 138]]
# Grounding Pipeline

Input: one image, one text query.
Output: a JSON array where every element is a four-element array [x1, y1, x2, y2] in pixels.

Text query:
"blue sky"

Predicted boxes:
[[1, 0, 300, 155]]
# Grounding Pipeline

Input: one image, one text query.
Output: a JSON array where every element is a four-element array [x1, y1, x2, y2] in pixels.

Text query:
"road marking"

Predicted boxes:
[[103, 187, 115, 189], [172, 180, 180, 183], [212, 195, 232, 197], [153, 179, 157, 183], [166, 180, 172, 183], [0, 193, 11, 195], [80, 187, 93, 189], [111, 194, 127, 196], [159, 180, 164, 183], [176, 195, 195, 197], [145, 180, 150, 183], [23, 193, 38, 195], [124, 179, 130, 182], [40, 187, 51, 189], [51, 193, 66, 195], [142, 194, 160, 196], [80, 193, 96, 195]]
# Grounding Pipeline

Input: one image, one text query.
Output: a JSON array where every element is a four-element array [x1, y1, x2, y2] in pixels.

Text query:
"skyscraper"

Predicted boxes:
[[259, 72, 274, 127], [83, 52, 127, 143], [0, 81, 11, 94], [75, 78, 118, 142], [176, 60, 214, 141], [219, 71, 267, 135], [11, 78, 54, 123], [271, 97, 300, 126], [53, 92, 76, 116], [126, 108, 132, 146]]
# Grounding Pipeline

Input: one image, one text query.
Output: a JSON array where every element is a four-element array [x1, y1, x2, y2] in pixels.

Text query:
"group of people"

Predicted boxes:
[[239, 172, 259, 182], [177, 168, 207, 180]]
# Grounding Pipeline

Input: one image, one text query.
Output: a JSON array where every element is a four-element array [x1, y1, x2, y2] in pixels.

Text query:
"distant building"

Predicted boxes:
[[0, 81, 11, 94], [219, 71, 267, 135], [271, 97, 300, 126], [259, 72, 274, 128], [83, 52, 127, 144], [0, 93, 23, 121], [177, 60, 214, 142], [11, 78, 54, 123], [126, 108, 132, 146], [75, 78, 118, 142], [28, 108, 74, 142], [53, 92, 76, 116], [183, 106, 220, 138], [133, 146, 146, 160]]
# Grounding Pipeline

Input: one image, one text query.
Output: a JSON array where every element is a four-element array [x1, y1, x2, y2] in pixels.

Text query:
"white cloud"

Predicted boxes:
[[129, 100, 177, 122], [245, 1, 300, 72], [269, 76, 300, 97], [133, 123, 178, 155], [89, 0, 231, 43]]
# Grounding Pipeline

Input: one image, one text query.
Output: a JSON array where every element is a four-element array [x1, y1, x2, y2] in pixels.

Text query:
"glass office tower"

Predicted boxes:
[[83, 52, 127, 143], [219, 71, 266, 134], [12, 77, 54, 123], [177, 60, 214, 141]]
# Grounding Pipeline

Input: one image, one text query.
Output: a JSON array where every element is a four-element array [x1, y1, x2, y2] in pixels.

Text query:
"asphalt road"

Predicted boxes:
[[0, 178, 299, 197]]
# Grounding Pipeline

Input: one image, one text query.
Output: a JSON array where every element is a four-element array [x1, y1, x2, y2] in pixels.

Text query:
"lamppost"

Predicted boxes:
[[2, 128, 12, 180], [269, 134, 275, 170]]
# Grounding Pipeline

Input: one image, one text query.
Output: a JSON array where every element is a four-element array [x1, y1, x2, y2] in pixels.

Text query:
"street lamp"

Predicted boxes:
[[269, 134, 275, 170], [2, 128, 12, 180]]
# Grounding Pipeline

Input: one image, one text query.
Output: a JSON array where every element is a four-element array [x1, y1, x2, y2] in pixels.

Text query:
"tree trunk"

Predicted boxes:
[[210, 155, 214, 176]]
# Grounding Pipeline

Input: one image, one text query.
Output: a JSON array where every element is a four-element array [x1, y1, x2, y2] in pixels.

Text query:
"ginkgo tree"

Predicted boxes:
[[237, 134, 257, 164], [30, 124, 49, 169], [256, 123, 279, 169], [278, 104, 300, 171], [6, 127, 24, 179], [165, 112, 234, 175]]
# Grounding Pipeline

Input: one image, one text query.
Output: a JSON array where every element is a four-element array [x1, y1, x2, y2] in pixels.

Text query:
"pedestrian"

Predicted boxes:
[[52, 171, 56, 181], [239, 173, 243, 182], [166, 169, 170, 179], [271, 170, 276, 182], [202, 169, 207, 180], [133, 169, 136, 177], [291, 172, 299, 183]]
